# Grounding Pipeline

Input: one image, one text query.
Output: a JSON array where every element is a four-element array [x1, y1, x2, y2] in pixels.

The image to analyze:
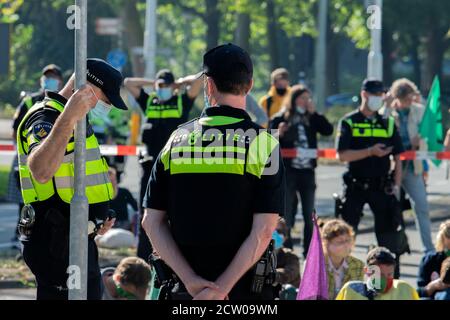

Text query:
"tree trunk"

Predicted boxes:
[[205, 0, 220, 50], [122, 0, 145, 77], [422, 27, 445, 92], [325, 15, 339, 96], [266, 0, 279, 70], [235, 13, 250, 53], [410, 34, 421, 90]]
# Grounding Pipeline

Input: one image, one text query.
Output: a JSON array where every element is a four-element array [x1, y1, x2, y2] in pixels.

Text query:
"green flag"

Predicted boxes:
[[419, 76, 444, 166]]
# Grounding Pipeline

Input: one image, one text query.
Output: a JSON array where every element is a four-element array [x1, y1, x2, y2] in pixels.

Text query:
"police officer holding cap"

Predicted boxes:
[[336, 79, 409, 278], [142, 43, 285, 300], [17, 58, 128, 300]]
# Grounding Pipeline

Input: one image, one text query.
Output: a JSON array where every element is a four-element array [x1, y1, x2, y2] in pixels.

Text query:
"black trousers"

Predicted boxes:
[[285, 167, 316, 256], [137, 160, 154, 261], [341, 184, 405, 278], [22, 236, 101, 300]]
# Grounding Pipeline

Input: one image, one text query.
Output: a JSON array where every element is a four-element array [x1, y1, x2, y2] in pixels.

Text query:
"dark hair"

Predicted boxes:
[[366, 247, 396, 266], [211, 67, 252, 95], [283, 84, 311, 120]]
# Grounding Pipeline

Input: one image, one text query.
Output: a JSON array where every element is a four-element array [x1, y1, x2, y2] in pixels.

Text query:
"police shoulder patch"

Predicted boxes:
[[32, 122, 53, 141]]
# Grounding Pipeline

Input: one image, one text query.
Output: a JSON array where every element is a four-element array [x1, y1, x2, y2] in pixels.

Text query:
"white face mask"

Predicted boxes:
[[367, 95, 384, 112], [89, 87, 112, 119], [296, 106, 306, 114]]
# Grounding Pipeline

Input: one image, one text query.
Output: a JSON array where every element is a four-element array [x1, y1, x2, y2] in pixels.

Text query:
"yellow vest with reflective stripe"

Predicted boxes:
[[160, 115, 279, 178], [145, 93, 183, 119], [16, 98, 113, 205], [345, 116, 395, 138]]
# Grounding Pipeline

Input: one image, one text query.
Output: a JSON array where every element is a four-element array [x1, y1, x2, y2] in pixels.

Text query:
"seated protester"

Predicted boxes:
[[435, 258, 450, 300], [108, 167, 138, 230], [417, 220, 450, 299], [272, 219, 301, 299], [336, 247, 419, 300], [101, 257, 151, 300], [321, 219, 364, 299]]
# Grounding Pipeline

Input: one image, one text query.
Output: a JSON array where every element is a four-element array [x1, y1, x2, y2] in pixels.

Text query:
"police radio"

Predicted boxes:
[[251, 240, 277, 294]]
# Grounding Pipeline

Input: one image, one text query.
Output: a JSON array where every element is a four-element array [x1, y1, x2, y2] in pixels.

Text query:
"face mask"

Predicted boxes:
[[445, 249, 450, 257], [203, 84, 212, 109], [89, 87, 112, 119], [156, 87, 173, 101], [296, 106, 306, 114], [115, 283, 137, 300], [367, 95, 384, 112], [276, 88, 287, 96], [272, 231, 284, 250], [369, 275, 394, 294], [41, 77, 60, 91], [203, 79, 217, 109]]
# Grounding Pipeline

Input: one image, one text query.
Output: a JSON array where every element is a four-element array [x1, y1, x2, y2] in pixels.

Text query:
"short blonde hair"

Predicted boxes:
[[391, 78, 419, 100], [436, 220, 450, 252], [321, 219, 355, 243]]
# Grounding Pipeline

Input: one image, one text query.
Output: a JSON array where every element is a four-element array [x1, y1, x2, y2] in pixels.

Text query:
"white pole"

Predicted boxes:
[[367, 0, 383, 80], [314, 0, 328, 112], [144, 0, 157, 78], [69, 0, 88, 300]]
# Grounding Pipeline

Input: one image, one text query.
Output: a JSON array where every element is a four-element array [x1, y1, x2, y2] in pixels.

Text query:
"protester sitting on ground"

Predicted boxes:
[[108, 167, 138, 231], [434, 258, 450, 300], [321, 219, 364, 299], [417, 220, 450, 299], [336, 247, 419, 300], [271, 219, 301, 300], [101, 257, 152, 300]]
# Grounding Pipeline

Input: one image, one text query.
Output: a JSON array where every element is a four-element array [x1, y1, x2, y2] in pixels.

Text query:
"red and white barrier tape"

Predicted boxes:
[[0, 144, 145, 156], [280, 148, 450, 160], [1, 143, 450, 160]]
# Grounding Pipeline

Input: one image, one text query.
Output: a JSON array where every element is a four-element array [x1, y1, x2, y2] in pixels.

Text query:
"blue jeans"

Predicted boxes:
[[435, 288, 450, 300], [401, 170, 434, 253]]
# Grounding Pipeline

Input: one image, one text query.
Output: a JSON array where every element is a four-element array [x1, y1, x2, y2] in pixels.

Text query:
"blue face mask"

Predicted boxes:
[[89, 87, 112, 120], [41, 77, 60, 91], [156, 87, 173, 101], [272, 231, 284, 250]]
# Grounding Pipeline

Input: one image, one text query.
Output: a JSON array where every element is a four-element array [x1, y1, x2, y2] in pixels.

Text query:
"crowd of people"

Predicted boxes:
[[4, 43, 450, 301]]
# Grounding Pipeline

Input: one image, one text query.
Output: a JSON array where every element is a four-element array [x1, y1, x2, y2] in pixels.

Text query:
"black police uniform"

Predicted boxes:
[[143, 105, 286, 300], [135, 89, 194, 260], [336, 109, 409, 276], [11, 91, 46, 239], [20, 92, 109, 300]]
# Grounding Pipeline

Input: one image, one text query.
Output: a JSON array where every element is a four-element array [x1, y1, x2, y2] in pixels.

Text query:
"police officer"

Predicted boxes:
[[141, 44, 285, 300], [336, 79, 409, 278], [12, 64, 64, 140], [9, 64, 64, 244], [124, 69, 203, 260], [17, 58, 128, 300]]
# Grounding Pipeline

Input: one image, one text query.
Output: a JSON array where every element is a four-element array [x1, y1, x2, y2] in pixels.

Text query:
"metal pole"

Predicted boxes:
[[69, 0, 88, 300], [144, 0, 157, 78], [314, 0, 328, 112], [367, 0, 383, 80]]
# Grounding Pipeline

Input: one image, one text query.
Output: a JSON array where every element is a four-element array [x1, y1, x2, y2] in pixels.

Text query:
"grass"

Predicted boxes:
[[0, 165, 10, 200]]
